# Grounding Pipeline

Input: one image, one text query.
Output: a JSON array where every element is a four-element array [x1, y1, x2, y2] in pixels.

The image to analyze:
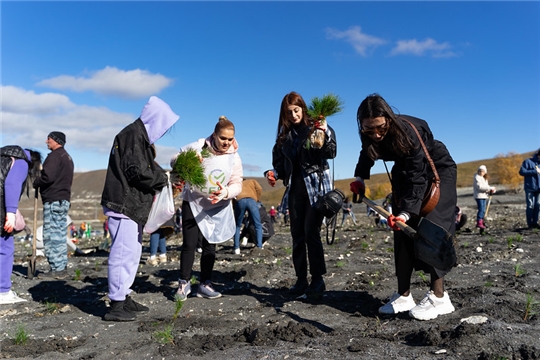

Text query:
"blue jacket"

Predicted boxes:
[[519, 154, 540, 192]]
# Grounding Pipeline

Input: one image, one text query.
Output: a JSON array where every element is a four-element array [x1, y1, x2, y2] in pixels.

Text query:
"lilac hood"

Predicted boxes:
[[140, 96, 180, 144]]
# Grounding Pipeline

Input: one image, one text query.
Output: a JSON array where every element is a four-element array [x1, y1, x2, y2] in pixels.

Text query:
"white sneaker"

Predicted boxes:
[[234, 248, 240, 255], [146, 256, 159, 266], [379, 292, 416, 314], [0, 290, 27, 305], [241, 237, 248, 247], [409, 291, 455, 320], [158, 254, 167, 263]]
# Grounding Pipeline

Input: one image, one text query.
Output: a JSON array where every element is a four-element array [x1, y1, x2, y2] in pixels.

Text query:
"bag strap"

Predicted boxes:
[[403, 119, 440, 184], [325, 159, 338, 245]]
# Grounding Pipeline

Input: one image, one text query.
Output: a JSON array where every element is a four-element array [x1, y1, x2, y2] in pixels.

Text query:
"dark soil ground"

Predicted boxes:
[[1, 187, 539, 360]]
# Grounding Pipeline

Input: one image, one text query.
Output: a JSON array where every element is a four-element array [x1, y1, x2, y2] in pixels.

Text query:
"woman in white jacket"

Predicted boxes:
[[473, 165, 496, 230], [172, 116, 243, 301]]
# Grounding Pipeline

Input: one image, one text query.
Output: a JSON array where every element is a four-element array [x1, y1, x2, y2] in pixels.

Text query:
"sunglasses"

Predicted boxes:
[[361, 121, 388, 136]]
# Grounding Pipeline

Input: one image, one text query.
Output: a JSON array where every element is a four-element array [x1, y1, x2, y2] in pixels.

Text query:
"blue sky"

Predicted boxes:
[[1, 1, 539, 180]]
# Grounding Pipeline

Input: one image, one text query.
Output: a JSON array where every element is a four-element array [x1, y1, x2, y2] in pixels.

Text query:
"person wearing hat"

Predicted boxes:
[[519, 149, 540, 229], [473, 165, 496, 231], [33, 131, 74, 279]]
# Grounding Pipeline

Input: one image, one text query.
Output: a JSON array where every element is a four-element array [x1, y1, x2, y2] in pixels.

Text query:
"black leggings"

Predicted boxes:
[[179, 200, 216, 283]]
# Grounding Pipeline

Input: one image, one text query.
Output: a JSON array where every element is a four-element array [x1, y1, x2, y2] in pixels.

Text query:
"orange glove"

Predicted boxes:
[[209, 182, 229, 204], [387, 214, 408, 231], [265, 170, 276, 187]]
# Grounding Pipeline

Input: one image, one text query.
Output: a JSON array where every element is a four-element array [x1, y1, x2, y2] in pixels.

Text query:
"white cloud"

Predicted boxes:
[[326, 26, 386, 57], [1, 86, 134, 152], [390, 38, 456, 57], [1, 85, 75, 114], [36, 66, 174, 99]]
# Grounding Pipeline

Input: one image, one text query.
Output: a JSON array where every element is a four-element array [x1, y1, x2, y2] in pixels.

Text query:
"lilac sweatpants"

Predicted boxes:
[[107, 216, 142, 301], [0, 234, 14, 293]]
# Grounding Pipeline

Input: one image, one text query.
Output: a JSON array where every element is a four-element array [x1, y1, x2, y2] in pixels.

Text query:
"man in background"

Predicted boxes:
[[33, 131, 74, 279]]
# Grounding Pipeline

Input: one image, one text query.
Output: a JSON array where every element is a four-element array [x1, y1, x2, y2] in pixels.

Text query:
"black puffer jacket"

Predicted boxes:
[[100, 119, 167, 225]]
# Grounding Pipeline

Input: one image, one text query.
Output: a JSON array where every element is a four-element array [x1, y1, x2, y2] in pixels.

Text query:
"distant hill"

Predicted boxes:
[[18, 151, 533, 226]]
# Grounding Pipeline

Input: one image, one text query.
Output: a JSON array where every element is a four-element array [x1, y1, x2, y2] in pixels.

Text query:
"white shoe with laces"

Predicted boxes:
[[234, 248, 240, 255], [409, 290, 455, 320], [379, 292, 416, 314], [0, 290, 27, 305]]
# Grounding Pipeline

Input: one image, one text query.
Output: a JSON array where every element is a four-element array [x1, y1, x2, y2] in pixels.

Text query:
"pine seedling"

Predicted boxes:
[[514, 264, 526, 277], [173, 148, 211, 187], [305, 93, 344, 149], [523, 293, 539, 321]]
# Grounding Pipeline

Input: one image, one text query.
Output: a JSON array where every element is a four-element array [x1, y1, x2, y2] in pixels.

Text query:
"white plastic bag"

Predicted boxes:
[[144, 174, 175, 234]]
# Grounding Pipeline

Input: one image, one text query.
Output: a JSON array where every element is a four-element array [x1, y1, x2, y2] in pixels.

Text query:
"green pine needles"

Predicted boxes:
[[172, 148, 211, 187], [307, 93, 344, 121]]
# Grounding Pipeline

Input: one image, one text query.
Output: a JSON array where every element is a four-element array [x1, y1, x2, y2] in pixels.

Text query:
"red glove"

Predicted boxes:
[[265, 170, 276, 187], [314, 120, 327, 131], [387, 214, 407, 231], [3, 212, 16, 233], [350, 179, 365, 198]]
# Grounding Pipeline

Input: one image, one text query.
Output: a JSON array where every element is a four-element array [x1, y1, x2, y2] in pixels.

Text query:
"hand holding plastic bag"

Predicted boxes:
[[144, 173, 175, 234]]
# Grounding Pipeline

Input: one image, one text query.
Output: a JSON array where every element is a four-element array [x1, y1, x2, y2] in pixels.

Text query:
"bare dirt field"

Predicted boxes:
[[1, 187, 539, 360]]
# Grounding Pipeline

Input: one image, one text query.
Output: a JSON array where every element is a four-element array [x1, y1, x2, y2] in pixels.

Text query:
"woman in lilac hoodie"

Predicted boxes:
[[101, 96, 179, 321], [1, 146, 41, 304]]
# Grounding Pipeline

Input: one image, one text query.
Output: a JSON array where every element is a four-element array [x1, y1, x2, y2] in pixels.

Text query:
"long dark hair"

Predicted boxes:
[[276, 91, 311, 145], [24, 149, 42, 197], [356, 93, 414, 160]]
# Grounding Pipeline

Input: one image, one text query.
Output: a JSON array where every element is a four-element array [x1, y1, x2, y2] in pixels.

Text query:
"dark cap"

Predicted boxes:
[[48, 131, 66, 146]]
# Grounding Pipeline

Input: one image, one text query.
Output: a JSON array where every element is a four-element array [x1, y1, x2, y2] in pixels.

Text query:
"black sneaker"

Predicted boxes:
[[125, 295, 149, 312], [38, 269, 68, 280], [289, 278, 308, 296], [103, 300, 136, 321], [306, 278, 326, 298]]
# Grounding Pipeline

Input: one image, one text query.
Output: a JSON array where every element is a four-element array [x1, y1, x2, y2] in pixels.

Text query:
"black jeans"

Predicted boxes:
[[288, 177, 326, 281], [179, 200, 216, 283]]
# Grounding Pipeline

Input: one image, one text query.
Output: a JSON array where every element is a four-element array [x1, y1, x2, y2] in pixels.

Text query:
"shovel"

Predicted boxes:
[[485, 195, 493, 220], [27, 188, 38, 279], [361, 196, 456, 271]]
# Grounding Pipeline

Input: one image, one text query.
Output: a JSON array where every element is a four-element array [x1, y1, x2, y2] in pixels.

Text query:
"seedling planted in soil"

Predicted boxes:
[[12, 324, 29, 345], [523, 293, 539, 321], [514, 264, 526, 277]]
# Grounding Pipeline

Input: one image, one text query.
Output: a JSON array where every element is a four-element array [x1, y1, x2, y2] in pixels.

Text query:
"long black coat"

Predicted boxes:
[[354, 115, 457, 233]]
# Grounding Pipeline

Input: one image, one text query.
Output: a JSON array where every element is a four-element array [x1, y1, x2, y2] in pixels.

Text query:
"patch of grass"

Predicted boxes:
[[514, 264, 526, 277], [153, 324, 175, 344], [74, 268, 81, 281], [416, 271, 428, 283], [462, 242, 469, 248], [94, 261, 100, 271], [488, 237, 495, 244], [507, 237, 514, 249], [484, 281, 494, 287], [12, 324, 29, 345], [523, 293, 539, 321], [386, 247, 394, 253], [336, 260, 345, 268], [43, 300, 59, 314], [276, 259, 282, 266], [284, 247, 292, 256], [361, 241, 369, 252]]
